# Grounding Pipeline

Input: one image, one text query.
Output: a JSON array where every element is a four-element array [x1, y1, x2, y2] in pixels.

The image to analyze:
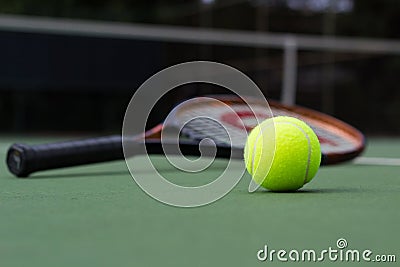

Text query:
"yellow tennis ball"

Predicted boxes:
[[244, 116, 321, 191]]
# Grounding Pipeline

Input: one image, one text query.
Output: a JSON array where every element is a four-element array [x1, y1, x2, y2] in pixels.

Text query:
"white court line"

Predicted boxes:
[[352, 157, 400, 166]]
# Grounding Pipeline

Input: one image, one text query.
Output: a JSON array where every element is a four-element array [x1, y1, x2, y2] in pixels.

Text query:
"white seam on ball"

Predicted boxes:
[[250, 120, 312, 187], [276, 121, 312, 185], [251, 122, 275, 184]]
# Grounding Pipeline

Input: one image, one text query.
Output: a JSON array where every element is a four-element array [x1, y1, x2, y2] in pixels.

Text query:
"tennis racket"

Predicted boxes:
[[7, 95, 365, 177]]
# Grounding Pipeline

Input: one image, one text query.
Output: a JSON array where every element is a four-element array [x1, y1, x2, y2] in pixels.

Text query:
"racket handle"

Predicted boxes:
[[7, 136, 123, 177]]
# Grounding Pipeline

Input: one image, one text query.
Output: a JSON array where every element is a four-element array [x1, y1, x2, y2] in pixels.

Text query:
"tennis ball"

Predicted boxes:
[[244, 116, 321, 191]]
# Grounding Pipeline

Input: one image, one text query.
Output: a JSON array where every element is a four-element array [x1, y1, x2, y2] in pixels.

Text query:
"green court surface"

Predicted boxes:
[[1, 137, 399, 266]]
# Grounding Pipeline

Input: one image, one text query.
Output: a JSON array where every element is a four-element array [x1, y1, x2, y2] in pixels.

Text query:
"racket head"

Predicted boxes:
[[156, 95, 364, 165], [139, 95, 273, 162], [268, 100, 365, 164]]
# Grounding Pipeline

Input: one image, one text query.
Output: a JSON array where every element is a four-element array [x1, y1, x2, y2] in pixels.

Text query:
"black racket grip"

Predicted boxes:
[[7, 135, 123, 177]]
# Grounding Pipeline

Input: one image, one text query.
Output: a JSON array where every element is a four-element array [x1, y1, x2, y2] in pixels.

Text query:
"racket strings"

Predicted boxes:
[[270, 107, 357, 152], [176, 100, 361, 155], [177, 106, 249, 147]]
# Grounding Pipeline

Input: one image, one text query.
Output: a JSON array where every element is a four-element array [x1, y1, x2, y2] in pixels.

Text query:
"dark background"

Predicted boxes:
[[0, 0, 399, 134]]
